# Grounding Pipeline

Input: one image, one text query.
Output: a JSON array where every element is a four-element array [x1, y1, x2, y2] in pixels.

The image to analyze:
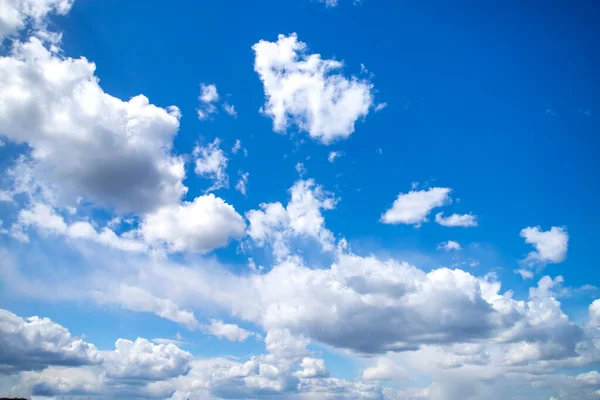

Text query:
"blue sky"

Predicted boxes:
[[0, 0, 599, 399]]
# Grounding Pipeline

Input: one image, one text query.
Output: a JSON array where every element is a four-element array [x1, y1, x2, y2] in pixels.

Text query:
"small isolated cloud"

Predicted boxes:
[[381, 187, 452, 226], [328, 151, 343, 163], [232, 139, 242, 154], [374, 102, 388, 112], [204, 320, 255, 342], [437, 240, 461, 251], [520, 226, 568, 265], [515, 269, 534, 280], [377, 148, 383, 155], [435, 212, 478, 227], [197, 83, 219, 120], [194, 138, 229, 192], [295, 162, 307, 177], [236, 171, 249, 196], [253, 33, 373, 144], [223, 103, 237, 117]]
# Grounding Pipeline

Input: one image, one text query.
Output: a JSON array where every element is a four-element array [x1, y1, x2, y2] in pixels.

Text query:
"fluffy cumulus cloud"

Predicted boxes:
[[253, 33, 373, 144], [102, 337, 193, 381], [0, 0, 73, 40], [521, 226, 569, 265], [0, 36, 186, 214], [139, 194, 245, 253], [435, 212, 478, 227], [0, 309, 99, 373], [381, 187, 452, 226], [2, 2, 598, 400]]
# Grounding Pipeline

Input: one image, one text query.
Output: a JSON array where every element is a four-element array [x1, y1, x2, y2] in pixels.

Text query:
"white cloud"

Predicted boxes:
[[521, 226, 569, 265], [515, 268, 534, 280], [197, 83, 219, 120], [18, 366, 104, 397], [11, 202, 146, 252], [193, 138, 229, 192], [374, 102, 388, 112], [139, 194, 245, 253], [577, 371, 600, 385], [235, 171, 249, 196], [437, 240, 461, 251], [246, 179, 336, 259], [0, 0, 74, 40], [327, 151, 343, 163], [95, 284, 200, 330], [232, 139, 242, 154], [435, 212, 478, 227], [223, 102, 237, 117], [295, 162, 307, 176], [294, 357, 328, 379], [253, 33, 373, 144], [204, 320, 255, 342], [381, 187, 452, 226], [589, 299, 600, 326], [103, 337, 193, 381], [0, 36, 186, 214], [0, 309, 100, 373], [362, 357, 407, 381]]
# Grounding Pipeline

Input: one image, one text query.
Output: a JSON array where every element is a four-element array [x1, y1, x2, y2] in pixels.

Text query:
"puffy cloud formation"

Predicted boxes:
[[294, 357, 329, 379], [139, 194, 245, 253], [0, 36, 186, 214], [435, 212, 478, 227], [0, 309, 99, 373], [246, 179, 336, 259], [193, 138, 229, 192], [521, 226, 569, 265], [253, 33, 373, 144], [0, 0, 73, 40], [103, 338, 193, 381], [381, 187, 451, 226]]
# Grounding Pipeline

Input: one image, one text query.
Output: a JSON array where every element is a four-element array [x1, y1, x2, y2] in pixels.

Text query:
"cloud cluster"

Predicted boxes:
[[0, 0, 73, 40], [0, 36, 186, 214]]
